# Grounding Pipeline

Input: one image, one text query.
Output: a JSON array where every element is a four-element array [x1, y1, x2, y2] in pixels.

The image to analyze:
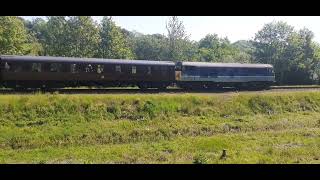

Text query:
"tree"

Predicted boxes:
[[253, 21, 319, 85], [22, 18, 46, 55], [26, 18, 47, 45], [283, 28, 318, 84], [35, 16, 101, 58], [312, 43, 320, 84], [199, 34, 221, 49], [198, 34, 225, 62], [197, 34, 251, 63], [133, 34, 169, 60], [67, 16, 100, 58], [180, 40, 200, 61], [98, 16, 134, 59], [232, 40, 255, 54], [253, 21, 295, 84], [0, 16, 40, 55], [166, 16, 189, 61], [42, 16, 70, 56]]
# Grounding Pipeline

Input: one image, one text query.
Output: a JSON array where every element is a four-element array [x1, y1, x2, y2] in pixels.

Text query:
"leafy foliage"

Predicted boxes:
[[0, 16, 41, 55], [253, 21, 320, 85], [133, 34, 169, 60], [198, 34, 251, 63], [98, 16, 134, 59], [166, 16, 190, 61]]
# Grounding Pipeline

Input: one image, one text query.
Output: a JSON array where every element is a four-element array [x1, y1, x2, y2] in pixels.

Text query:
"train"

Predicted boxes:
[[0, 55, 275, 90]]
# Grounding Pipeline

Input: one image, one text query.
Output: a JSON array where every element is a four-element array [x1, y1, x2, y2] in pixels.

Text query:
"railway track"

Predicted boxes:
[[0, 86, 320, 94]]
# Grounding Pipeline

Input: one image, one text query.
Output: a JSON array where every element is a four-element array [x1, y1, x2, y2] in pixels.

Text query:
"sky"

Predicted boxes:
[[21, 16, 320, 43]]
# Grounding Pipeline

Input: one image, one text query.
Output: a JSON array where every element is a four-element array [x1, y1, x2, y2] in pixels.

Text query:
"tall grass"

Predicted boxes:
[[0, 91, 320, 163], [2, 92, 320, 122]]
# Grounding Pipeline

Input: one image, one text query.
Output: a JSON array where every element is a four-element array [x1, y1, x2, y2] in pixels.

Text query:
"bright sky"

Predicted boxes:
[[21, 16, 320, 43]]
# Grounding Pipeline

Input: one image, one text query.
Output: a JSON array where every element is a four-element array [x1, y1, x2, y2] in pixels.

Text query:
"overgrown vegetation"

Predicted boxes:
[[0, 92, 319, 163]]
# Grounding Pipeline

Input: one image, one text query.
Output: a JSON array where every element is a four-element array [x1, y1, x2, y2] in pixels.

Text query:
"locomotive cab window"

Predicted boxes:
[[268, 68, 274, 74], [132, 66, 137, 74], [32, 63, 42, 72]]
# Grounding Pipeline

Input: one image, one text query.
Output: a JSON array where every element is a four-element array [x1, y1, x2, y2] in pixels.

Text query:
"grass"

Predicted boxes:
[[0, 91, 320, 163]]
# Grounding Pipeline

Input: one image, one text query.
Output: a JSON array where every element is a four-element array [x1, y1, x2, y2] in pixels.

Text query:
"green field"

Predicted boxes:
[[0, 92, 320, 164]]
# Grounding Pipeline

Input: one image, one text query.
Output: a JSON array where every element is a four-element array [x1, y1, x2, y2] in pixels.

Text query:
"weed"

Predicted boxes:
[[193, 153, 208, 164]]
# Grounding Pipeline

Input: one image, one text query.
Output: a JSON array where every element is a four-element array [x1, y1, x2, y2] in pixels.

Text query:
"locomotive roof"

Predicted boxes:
[[182, 62, 273, 68], [0, 55, 175, 66]]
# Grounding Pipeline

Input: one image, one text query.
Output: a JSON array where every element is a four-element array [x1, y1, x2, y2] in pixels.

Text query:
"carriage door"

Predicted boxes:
[[70, 63, 80, 80]]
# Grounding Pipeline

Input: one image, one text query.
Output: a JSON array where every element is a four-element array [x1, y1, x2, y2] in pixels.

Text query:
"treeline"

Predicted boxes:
[[1, 16, 320, 85]]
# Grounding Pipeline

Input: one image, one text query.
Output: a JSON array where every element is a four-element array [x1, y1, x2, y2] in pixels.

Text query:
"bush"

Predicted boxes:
[[107, 105, 121, 119], [193, 154, 208, 164], [141, 101, 157, 119]]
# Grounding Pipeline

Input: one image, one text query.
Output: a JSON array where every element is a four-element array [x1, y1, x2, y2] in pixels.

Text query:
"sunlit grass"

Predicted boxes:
[[0, 91, 319, 163]]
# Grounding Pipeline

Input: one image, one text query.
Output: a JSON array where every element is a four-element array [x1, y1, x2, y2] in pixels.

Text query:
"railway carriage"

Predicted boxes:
[[0, 55, 176, 89]]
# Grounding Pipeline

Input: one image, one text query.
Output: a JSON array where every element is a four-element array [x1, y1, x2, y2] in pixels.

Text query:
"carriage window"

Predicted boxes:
[[97, 65, 104, 74], [85, 64, 93, 73], [116, 65, 121, 73], [147, 66, 151, 75], [71, 64, 77, 73], [132, 66, 136, 74], [4, 62, 10, 71], [50, 63, 61, 72], [32, 63, 41, 72]]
